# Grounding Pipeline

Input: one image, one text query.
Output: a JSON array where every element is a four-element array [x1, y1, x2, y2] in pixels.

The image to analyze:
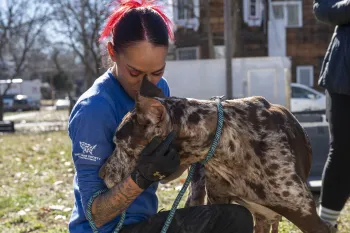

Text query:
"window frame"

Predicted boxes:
[[174, 0, 198, 21], [296, 65, 314, 87], [271, 1, 303, 28], [176, 46, 200, 60], [248, 0, 261, 20]]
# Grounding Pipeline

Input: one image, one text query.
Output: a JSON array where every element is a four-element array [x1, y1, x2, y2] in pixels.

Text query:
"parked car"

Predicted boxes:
[[3, 94, 40, 112], [290, 83, 326, 113], [55, 98, 70, 110], [290, 83, 328, 192]]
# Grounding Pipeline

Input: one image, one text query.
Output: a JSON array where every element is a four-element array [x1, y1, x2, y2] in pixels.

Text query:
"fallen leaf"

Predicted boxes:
[[40, 207, 51, 212], [49, 205, 65, 211], [179, 178, 186, 184], [54, 181, 64, 186], [32, 145, 39, 151], [55, 215, 66, 220], [17, 210, 26, 216]]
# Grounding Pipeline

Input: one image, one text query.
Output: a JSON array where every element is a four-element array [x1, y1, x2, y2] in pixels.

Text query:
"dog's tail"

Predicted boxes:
[[280, 107, 313, 180]]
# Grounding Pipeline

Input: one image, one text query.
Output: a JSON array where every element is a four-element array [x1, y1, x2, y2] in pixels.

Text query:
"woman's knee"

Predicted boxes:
[[215, 204, 254, 230], [226, 204, 253, 221]]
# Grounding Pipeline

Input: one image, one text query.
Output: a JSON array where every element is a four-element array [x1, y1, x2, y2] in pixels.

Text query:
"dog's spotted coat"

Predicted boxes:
[[99, 88, 335, 233]]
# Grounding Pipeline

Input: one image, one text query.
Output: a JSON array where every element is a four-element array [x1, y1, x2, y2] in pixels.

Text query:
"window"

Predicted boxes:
[[214, 46, 225, 59], [271, 1, 303, 27], [177, 0, 195, 20], [291, 86, 317, 99], [174, 0, 200, 30], [176, 47, 199, 60], [248, 0, 261, 19], [296, 66, 314, 87], [272, 4, 284, 20], [243, 0, 263, 26]]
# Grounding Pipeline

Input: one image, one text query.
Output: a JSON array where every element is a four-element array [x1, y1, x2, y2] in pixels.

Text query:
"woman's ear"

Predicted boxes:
[[107, 41, 117, 62], [136, 92, 166, 125]]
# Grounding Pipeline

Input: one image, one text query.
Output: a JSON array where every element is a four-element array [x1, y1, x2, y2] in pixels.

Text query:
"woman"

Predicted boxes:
[[68, 0, 254, 232], [313, 0, 350, 229]]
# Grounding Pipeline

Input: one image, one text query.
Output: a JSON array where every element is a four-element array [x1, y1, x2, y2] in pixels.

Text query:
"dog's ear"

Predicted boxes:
[[136, 92, 166, 125], [139, 75, 165, 98]]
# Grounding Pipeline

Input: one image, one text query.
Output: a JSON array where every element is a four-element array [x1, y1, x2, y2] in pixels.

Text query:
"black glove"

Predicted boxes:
[[131, 131, 180, 190]]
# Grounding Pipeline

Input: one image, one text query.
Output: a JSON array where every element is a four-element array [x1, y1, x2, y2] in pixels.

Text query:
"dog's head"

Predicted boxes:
[[99, 78, 217, 188], [114, 77, 176, 152]]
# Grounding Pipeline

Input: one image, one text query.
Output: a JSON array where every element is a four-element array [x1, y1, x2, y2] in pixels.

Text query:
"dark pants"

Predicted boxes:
[[120, 204, 254, 233], [320, 90, 350, 211]]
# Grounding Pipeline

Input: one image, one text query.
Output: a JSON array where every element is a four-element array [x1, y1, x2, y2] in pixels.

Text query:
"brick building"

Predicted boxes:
[[171, 0, 334, 91]]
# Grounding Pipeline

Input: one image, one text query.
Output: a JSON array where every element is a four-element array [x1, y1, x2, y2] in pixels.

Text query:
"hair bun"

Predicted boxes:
[[100, 0, 173, 42]]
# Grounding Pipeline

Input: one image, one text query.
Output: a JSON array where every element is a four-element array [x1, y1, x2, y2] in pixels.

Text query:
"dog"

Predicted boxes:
[[99, 78, 336, 233]]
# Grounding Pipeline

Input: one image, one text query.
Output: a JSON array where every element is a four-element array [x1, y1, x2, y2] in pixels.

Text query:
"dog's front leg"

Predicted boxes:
[[254, 215, 271, 233], [271, 216, 281, 233], [185, 163, 206, 207]]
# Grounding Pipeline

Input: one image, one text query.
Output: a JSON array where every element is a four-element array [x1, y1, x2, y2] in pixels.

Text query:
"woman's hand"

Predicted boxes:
[[131, 131, 180, 189]]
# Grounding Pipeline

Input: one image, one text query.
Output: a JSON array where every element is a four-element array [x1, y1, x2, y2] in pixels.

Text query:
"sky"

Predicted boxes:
[[0, 0, 6, 8]]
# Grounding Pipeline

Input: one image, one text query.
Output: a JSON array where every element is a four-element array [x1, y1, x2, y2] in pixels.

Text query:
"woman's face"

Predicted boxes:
[[108, 41, 168, 99]]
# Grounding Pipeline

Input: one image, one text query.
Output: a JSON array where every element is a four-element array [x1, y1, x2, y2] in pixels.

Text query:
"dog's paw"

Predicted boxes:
[[324, 221, 338, 233]]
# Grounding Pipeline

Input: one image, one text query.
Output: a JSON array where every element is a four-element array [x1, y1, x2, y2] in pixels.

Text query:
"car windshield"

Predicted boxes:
[[292, 86, 317, 99]]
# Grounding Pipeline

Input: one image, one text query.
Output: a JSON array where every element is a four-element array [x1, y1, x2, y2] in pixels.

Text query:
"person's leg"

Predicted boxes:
[[319, 90, 350, 226], [120, 204, 254, 233]]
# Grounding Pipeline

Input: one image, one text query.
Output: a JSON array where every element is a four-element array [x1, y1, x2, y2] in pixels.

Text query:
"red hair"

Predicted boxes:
[[99, 0, 174, 42]]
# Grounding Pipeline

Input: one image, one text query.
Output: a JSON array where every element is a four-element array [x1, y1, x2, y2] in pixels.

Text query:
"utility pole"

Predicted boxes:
[[224, 0, 233, 99]]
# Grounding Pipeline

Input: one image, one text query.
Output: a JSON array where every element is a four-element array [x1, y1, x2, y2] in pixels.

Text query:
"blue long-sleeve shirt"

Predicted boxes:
[[68, 69, 170, 233]]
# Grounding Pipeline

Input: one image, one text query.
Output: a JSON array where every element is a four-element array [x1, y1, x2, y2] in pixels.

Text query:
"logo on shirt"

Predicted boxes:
[[79, 141, 97, 155], [74, 141, 101, 163]]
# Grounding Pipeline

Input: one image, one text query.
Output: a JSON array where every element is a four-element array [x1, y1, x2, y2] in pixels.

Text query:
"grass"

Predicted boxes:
[[1, 131, 349, 232]]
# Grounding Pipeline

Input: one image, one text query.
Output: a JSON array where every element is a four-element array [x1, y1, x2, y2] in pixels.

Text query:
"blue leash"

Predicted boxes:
[[160, 97, 224, 233], [86, 96, 224, 233]]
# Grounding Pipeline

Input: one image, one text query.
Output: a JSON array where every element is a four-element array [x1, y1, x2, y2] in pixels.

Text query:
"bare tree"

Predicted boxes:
[[51, 0, 111, 90], [0, 0, 51, 121]]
